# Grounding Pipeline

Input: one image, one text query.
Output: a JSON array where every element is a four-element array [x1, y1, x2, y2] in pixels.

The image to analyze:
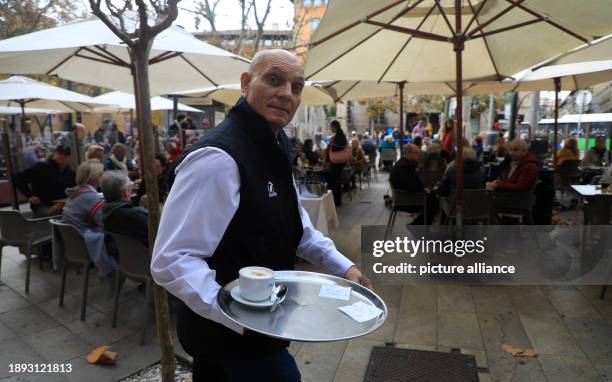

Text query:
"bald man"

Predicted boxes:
[[151, 50, 369, 381]]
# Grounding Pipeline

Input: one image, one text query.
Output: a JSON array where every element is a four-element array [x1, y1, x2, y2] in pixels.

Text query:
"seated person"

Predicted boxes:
[[15, 145, 76, 217], [303, 139, 321, 166], [62, 160, 116, 275], [134, 153, 169, 205], [101, 171, 149, 247], [495, 137, 509, 159], [85, 144, 105, 162], [420, 143, 447, 173], [104, 143, 134, 174], [389, 143, 437, 225], [487, 139, 539, 192], [556, 138, 580, 166], [583, 136, 610, 167], [438, 148, 485, 197]]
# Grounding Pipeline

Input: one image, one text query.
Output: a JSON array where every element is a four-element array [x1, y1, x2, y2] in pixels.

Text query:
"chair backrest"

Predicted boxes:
[[584, 196, 612, 225], [0, 210, 32, 243], [50, 219, 91, 264], [453, 189, 491, 219], [391, 189, 426, 209], [108, 233, 150, 281], [380, 149, 397, 162], [556, 160, 581, 177]]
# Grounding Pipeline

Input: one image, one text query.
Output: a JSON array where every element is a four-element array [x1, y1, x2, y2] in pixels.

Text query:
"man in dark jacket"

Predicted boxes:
[[100, 171, 148, 246], [151, 49, 370, 382], [15, 145, 75, 217], [389, 143, 437, 224], [487, 138, 539, 192]]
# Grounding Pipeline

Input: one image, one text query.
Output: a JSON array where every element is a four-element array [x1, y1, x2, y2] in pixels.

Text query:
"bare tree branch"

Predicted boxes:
[[149, 0, 180, 37], [252, 0, 272, 53], [89, 0, 134, 46], [27, 0, 55, 33]]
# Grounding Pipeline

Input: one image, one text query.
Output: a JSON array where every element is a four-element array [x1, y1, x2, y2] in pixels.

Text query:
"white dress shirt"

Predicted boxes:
[[151, 147, 354, 334]]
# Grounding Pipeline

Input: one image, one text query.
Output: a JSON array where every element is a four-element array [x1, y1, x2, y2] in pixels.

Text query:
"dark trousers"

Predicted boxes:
[[327, 162, 346, 207], [192, 349, 300, 382]]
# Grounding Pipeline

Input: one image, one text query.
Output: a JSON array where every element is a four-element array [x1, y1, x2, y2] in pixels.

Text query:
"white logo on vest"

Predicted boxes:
[[267, 181, 278, 197]]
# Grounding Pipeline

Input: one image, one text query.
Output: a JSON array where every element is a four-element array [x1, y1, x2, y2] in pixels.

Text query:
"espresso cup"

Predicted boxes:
[[238, 266, 275, 301]]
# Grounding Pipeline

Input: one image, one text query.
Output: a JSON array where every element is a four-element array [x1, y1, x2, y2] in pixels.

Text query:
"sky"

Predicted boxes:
[[175, 0, 295, 32]]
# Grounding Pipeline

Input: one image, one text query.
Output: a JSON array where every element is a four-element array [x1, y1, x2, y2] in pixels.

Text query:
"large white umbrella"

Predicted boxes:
[[540, 34, 612, 67], [0, 75, 111, 112], [92, 91, 202, 113], [174, 82, 334, 106], [0, 18, 249, 96], [0, 106, 58, 114], [306, 0, 612, 223]]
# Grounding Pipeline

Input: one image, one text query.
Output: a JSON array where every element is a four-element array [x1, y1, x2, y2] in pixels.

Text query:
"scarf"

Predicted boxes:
[[109, 154, 128, 174]]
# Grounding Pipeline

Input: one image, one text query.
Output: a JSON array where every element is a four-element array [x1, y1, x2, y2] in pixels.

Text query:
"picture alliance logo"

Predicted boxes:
[[372, 236, 488, 258]]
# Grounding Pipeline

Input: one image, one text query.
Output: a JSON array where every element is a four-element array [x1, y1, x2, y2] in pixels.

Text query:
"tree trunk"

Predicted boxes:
[[132, 45, 176, 382]]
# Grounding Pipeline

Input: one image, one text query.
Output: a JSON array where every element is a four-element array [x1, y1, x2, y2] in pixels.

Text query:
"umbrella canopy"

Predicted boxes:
[[0, 18, 250, 96], [0, 75, 111, 112], [0, 105, 58, 114], [305, 0, 612, 83], [92, 91, 202, 113], [174, 82, 334, 106], [542, 34, 612, 66]]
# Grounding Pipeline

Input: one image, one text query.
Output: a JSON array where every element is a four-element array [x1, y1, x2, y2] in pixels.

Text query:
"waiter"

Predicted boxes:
[[151, 50, 370, 381]]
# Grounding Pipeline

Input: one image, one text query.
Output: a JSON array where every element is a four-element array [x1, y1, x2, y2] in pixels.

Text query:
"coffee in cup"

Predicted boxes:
[[238, 266, 275, 301]]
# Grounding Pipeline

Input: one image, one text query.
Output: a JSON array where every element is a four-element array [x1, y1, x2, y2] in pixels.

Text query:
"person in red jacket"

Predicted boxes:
[[487, 138, 539, 192]]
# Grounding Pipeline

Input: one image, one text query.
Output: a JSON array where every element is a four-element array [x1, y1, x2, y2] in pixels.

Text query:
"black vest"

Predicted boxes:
[[174, 98, 304, 360]]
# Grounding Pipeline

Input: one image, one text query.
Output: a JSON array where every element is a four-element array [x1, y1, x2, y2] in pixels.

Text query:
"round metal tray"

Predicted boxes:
[[218, 270, 388, 342]]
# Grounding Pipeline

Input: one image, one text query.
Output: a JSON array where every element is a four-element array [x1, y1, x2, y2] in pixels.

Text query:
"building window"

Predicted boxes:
[[311, 18, 320, 31], [304, 0, 312, 6], [313, 0, 322, 6]]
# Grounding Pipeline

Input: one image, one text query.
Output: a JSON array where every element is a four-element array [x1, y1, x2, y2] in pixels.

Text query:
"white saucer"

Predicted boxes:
[[231, 286, 286, 308]]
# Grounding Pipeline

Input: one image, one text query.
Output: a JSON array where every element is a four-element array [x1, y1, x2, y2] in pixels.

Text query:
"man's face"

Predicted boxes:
[[510, 143, 527, 161], [154, 159, 163, 176], [241, 54, 304, 129]]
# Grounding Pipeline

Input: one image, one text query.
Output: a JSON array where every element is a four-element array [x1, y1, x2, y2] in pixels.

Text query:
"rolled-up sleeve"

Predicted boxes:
[[296, 194, 354, 277], [151, 147, 243, 334]]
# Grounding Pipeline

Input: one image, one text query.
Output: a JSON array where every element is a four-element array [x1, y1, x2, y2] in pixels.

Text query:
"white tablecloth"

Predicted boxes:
[[299, 190, 339, 236]]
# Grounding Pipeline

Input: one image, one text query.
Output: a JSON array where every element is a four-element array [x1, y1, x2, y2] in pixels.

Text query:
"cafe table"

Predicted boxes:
[[299, 190, 339, 235]]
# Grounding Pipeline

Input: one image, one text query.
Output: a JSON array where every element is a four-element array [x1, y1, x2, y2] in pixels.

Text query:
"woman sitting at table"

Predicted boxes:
[[62, 159, 116, 276], [303, 139, 321, 166], [556, 138, 580, 166]]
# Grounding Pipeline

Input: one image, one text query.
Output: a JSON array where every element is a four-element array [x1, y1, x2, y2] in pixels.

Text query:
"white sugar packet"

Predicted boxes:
[[338, 301, 383, 323], [319, 284, 351, 301]]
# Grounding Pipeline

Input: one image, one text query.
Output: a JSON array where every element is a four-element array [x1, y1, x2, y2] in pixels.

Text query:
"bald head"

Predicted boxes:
[[240, 50, 304, 130], [248, 49, 302, 76]]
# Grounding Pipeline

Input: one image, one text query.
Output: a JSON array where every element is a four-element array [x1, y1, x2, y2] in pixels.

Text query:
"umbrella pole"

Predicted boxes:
[[553, 77, 560, 169], [132, 68, 145, 178], [399, 81, 405, 153], [454, 0, 464, 226], [1, 127, 19, 210]]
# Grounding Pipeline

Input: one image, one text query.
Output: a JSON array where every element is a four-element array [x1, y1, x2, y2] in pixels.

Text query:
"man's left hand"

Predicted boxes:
[[48, 202, 64, 215], [344, 265, 373, 290]]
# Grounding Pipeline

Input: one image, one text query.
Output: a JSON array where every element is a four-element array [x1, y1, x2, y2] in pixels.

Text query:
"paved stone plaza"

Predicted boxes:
[[1, 175, 611, 381]]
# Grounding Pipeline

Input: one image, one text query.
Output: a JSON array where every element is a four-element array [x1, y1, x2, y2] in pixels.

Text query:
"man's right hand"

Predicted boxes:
[[28, 196, 40, 205]]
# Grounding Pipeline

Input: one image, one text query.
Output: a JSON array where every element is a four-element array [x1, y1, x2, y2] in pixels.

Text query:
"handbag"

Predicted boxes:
[[329, 144, 351, 164]]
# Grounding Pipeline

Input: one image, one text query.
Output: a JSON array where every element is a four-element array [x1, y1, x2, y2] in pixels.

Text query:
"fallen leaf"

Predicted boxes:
[[520, 349, 537, 358], [87, 345, 110, 364]]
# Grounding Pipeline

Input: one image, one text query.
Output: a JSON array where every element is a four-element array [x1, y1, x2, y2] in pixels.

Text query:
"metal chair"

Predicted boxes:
[[380, 149, 397, 171], [108, 233, 152, 345], [340, 166, 354, 201], [441, 189, 492, 224], [490, 181, 539, 224], [418, 169, 444, 190], [0, 210, 55, 293], [50, 219, 93, 321], [385, 189, 428, 238], [555, 159, 582, 197]]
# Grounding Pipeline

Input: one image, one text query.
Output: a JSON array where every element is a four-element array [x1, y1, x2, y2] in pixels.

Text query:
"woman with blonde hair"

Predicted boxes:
[[85, 144, 104, 162], [62, 160, 116, 275], [557, 138, 580, 166]]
